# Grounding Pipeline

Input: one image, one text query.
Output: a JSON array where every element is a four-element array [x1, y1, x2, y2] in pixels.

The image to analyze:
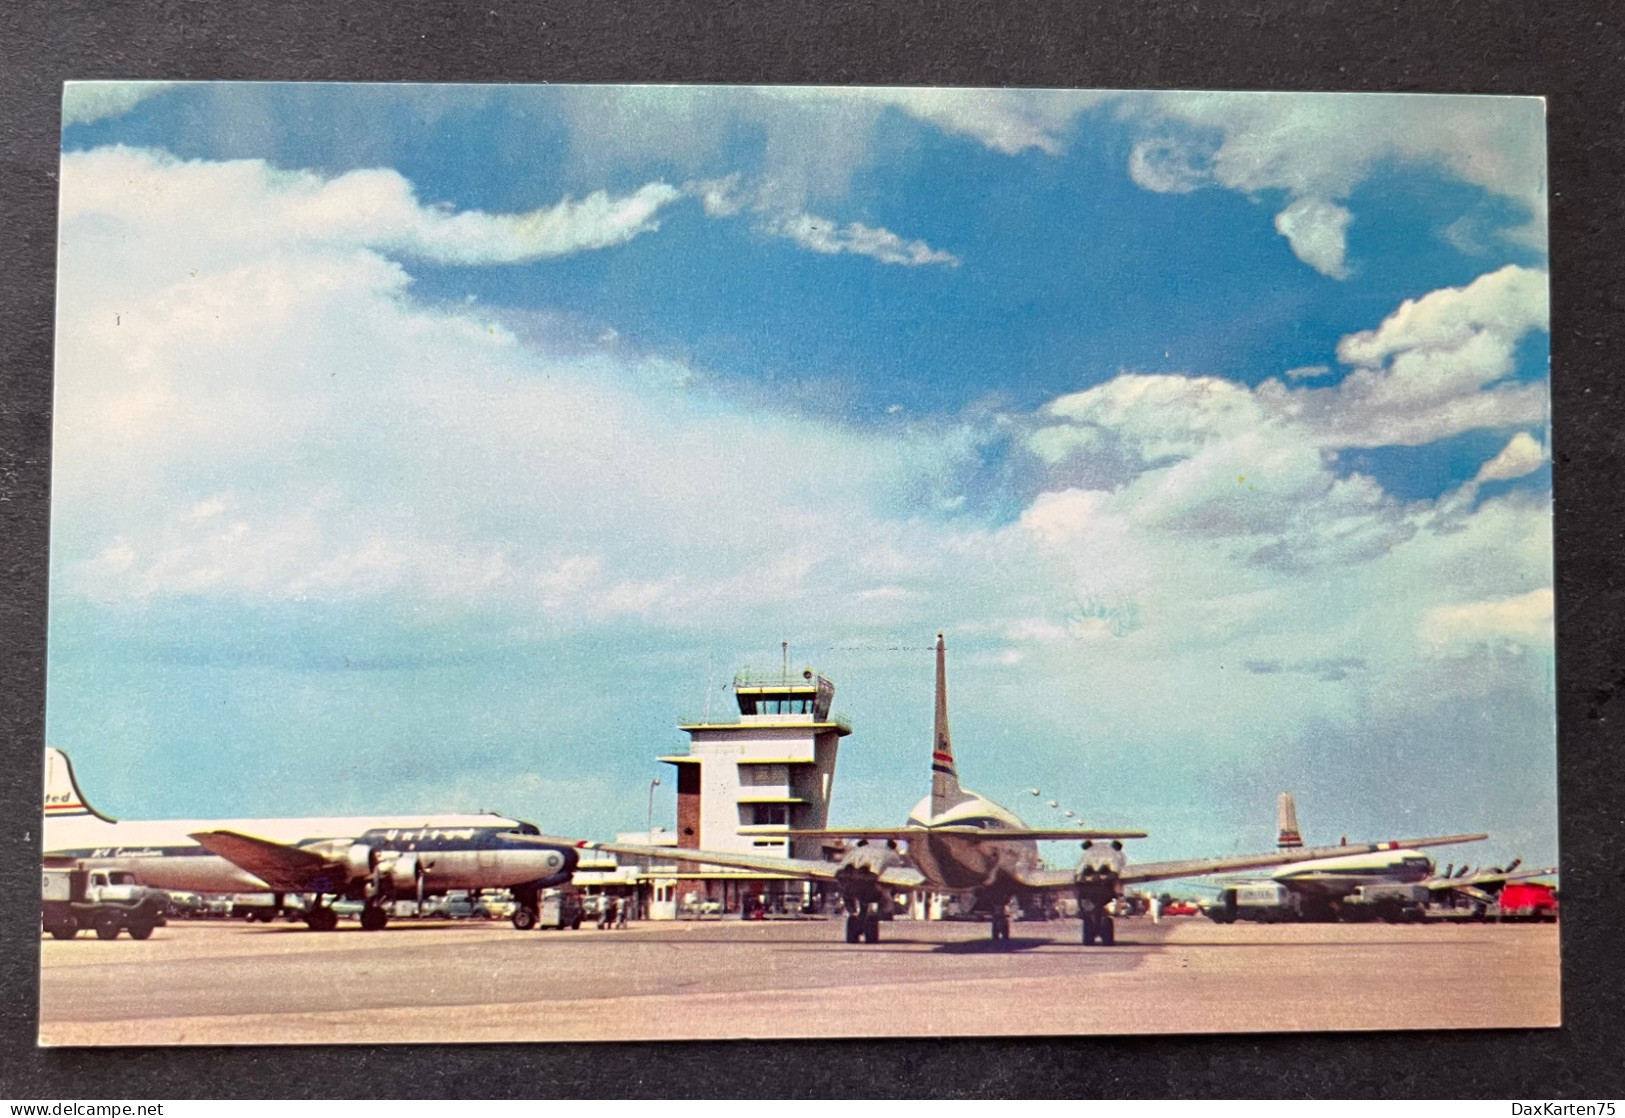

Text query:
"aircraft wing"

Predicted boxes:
[[787, 827, 1148, 842], [1116, 834, 1489, 886], [189, 829, 338, 891], [1011, 834, 1491, 892], [1425, 866, 1557, 893], [578, 840, 927, 889], [1008, 866, 1092, 890]]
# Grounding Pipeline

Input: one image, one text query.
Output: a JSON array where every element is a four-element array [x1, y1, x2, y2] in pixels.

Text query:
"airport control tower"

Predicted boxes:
[[662, 665, 851, 869]]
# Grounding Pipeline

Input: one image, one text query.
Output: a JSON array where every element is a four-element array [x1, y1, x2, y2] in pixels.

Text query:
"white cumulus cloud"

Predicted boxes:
[[62, 82, 178, 126], [553, 87, 1541, 281], [1120, 91, 1547, 274], [839, 88, 1111, 156], [687, 174, 958, 267], [61, 147, 682, 268], [1260, 265, 1549, 448], [1420, 588, 1553, 652], [771, 211, 959, 267], [1273, 198, 1353, 279], [1476, 432, 1547, 483], [1023, 268, 1550, 582]]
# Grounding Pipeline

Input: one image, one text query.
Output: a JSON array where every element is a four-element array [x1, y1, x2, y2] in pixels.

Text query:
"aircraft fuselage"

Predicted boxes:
[[1268, 849, 1433, 898], [44, 814, 575, 897], [903, 792, 1044, 895]]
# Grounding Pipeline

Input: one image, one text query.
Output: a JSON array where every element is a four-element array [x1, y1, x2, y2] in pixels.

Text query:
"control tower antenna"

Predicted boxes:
[[782, 641, 789, 682]]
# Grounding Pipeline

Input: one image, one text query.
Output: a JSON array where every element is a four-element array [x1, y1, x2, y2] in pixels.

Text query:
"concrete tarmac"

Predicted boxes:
[[38, 916, 1560, 1045]]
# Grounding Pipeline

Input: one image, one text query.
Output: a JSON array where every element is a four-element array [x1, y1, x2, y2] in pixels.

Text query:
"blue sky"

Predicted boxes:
[[49, 84, 1554, 868]]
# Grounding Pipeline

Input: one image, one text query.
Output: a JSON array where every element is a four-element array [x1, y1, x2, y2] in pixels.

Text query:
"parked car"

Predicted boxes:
[[473, 894, 515, 920]]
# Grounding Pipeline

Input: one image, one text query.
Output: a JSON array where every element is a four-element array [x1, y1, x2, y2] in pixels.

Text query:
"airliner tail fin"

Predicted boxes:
[[1277, 792, 1302, 849], [930, 633, 970, 815], [44, 747, 117, 824]]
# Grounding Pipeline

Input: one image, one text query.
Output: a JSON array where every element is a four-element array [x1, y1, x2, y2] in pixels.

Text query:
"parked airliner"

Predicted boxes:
[[42, 747, 577, 931], [1205, 792, 1543, 923]]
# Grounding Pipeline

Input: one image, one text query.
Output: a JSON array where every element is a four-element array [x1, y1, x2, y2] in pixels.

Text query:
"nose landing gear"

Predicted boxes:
[[843, 899, 883, 943], [1075, 868, 1121, 946], [1080, 905, 1115, 946]]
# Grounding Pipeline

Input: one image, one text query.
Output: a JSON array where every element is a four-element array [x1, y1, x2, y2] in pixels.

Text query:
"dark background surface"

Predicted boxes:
[[1, 0, 1621, 1099]]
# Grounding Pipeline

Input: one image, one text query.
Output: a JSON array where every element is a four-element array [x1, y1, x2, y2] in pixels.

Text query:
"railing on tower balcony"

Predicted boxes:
[[732, 669, 831, 691], [677, 709, 851, 733]]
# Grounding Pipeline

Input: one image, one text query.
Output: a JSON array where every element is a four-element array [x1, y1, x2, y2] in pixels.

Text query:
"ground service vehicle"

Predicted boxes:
[[42, 866, 169, 940], [537, 888, 586, 930], [1340, 883, 1429, 922], [1206, 882, 1302, 923], [1497, 881, 1558, 922], [231, 893, 284, 921], [1207, 880, 1430, 923]]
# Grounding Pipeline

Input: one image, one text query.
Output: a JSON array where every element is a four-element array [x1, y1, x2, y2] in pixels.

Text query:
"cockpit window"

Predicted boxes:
[[515, 822, 540, 836]]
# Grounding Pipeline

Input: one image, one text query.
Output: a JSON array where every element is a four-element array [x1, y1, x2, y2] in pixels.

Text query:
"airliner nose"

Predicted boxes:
[[501, 834, 577, 884]]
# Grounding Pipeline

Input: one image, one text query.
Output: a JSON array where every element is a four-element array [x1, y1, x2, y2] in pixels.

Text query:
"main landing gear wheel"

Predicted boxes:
[[512, 905, 538, 931], [845, 914, 862, 943], [305, 906, 339, 932], [863, 912, 881, 944], [991, 911, 1011, 941], [360, 904, 390, 931]]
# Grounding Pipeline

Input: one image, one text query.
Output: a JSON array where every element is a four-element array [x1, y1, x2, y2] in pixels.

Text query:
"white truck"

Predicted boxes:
[[42, 866, 169, 940]]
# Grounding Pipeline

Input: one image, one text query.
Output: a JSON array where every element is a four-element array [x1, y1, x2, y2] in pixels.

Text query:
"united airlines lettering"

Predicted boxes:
[[373, 828, 479, 844]]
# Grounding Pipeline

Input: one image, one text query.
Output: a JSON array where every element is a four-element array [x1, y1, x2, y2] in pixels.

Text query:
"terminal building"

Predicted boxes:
[[570, 659, 960, 921], [642, 665, 853, 916]]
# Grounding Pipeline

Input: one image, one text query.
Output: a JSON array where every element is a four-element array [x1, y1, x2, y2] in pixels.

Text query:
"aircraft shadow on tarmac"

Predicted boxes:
[[1163, 937, 1494, 949], [932, 935, 1066, 954], [795, 936, 1152, 956], [248, 922, 509, 934]]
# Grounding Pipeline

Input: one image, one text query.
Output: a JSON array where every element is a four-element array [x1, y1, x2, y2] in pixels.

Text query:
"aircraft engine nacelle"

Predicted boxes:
[[384, 853, 422, 893], [832, 842, 902, 914], [1075, 842, 1127, 909], [345, 843, 375, 881]]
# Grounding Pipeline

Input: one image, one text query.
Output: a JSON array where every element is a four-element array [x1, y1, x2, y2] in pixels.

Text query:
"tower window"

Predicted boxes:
[[751, 804, 788, 826]]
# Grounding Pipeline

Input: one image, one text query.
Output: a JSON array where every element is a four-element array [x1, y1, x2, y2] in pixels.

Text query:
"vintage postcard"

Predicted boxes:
[[41, 84, 1555, 1044]]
